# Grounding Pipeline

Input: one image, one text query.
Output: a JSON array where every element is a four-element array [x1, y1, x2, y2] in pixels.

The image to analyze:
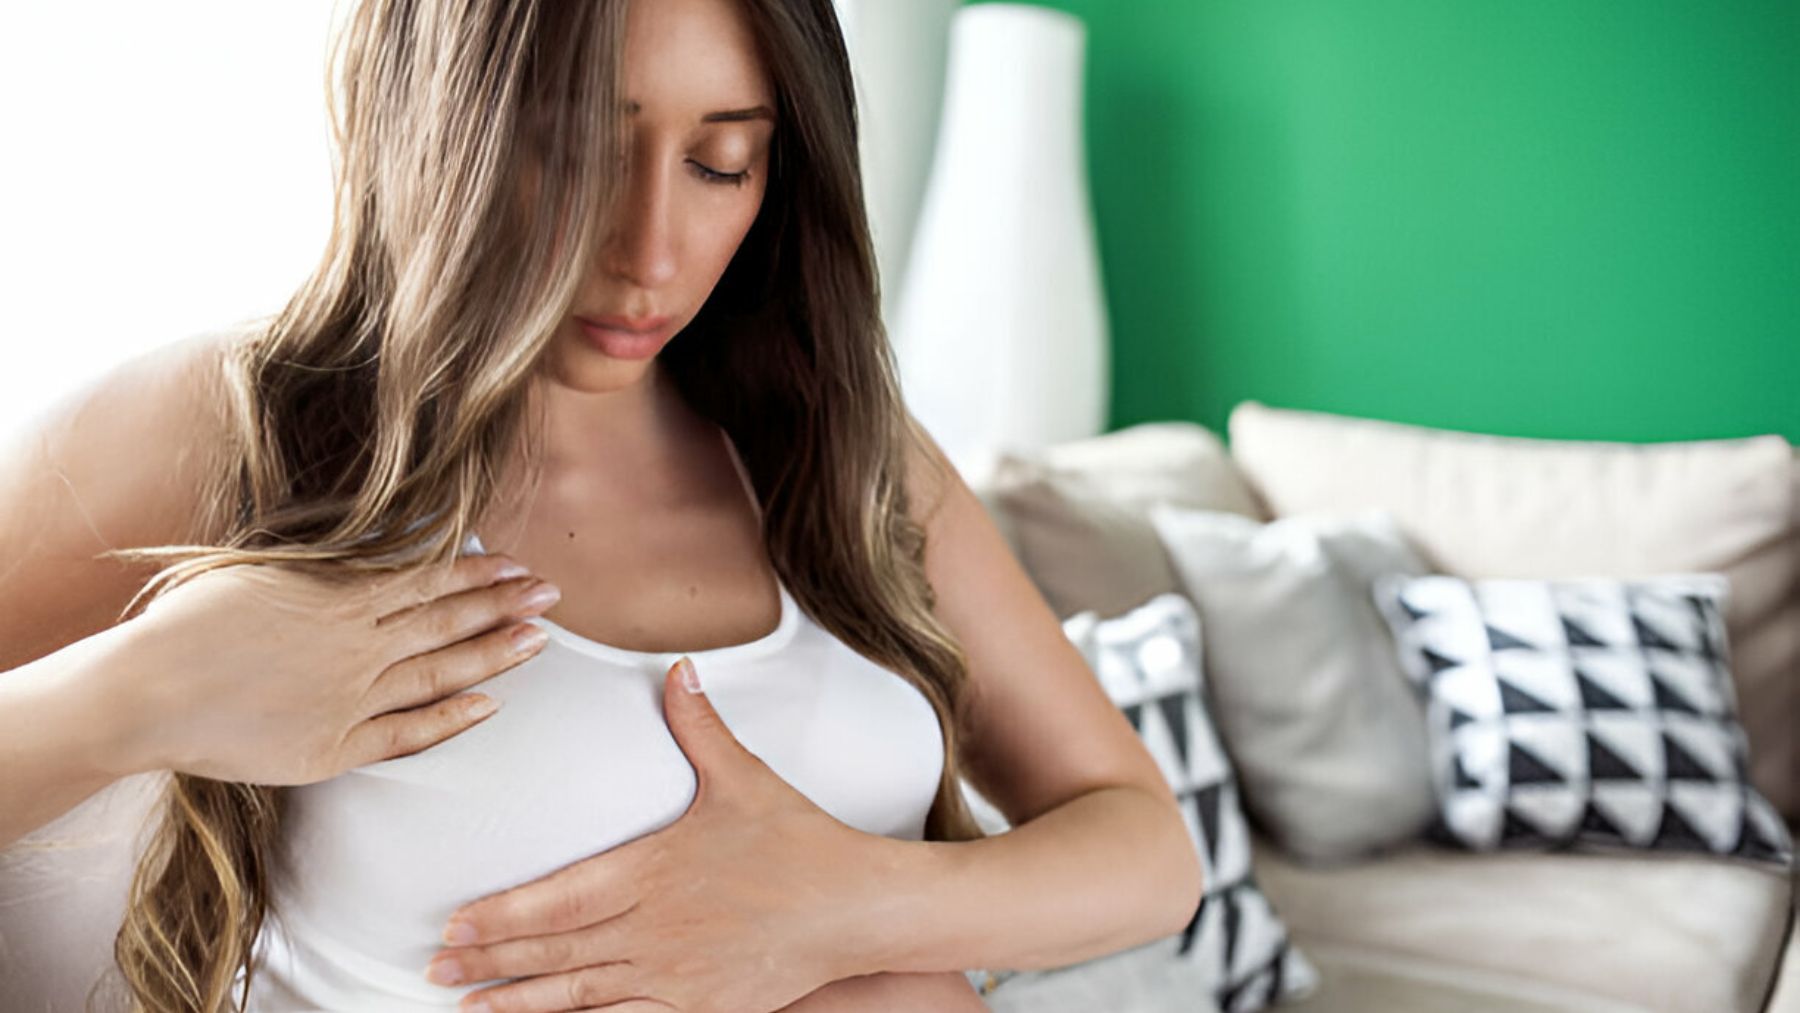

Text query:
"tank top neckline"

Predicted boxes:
[[467, 424, 800, 667]]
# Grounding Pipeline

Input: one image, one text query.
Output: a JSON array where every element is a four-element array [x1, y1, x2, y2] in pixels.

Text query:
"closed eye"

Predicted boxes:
[[688, 159, 750, 187]]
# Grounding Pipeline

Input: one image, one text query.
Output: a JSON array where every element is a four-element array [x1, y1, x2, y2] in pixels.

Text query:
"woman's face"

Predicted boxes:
[[550, 0, 776, 394]]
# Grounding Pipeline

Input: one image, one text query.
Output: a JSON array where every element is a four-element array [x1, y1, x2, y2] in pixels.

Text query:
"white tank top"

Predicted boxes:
[[245, 430, 945, 1011]]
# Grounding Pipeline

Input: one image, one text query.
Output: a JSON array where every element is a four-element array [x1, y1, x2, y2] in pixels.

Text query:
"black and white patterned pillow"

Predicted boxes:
[[1372, 573, 1793, 865], [1063, 593, 1319, 1012]]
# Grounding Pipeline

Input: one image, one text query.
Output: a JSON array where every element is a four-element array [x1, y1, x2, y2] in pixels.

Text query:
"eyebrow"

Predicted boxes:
[[624, 101, 775, 124]]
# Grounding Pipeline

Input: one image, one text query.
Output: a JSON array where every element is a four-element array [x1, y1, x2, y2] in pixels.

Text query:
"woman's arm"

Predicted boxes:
[[814, 422, 1204, 978], [0, 335, 230, 847], [828, 786, 1195, 979], [0, 622, 154, 848]]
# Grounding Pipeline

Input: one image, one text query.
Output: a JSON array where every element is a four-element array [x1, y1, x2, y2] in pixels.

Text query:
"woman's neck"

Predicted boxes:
[[482, 358, 721, 534]]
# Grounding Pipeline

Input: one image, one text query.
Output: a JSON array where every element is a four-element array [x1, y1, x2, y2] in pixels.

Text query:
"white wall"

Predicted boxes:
[[0, 3, 345, 437], [0, 2, 959, 438]]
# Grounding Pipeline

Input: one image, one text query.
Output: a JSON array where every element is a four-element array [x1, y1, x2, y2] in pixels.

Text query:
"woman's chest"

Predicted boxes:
[[271, 631, 944, 974], [480, 450, 783, 655]]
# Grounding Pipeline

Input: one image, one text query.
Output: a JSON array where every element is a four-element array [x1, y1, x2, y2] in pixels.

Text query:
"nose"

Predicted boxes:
[[598, 146, 678, 289]]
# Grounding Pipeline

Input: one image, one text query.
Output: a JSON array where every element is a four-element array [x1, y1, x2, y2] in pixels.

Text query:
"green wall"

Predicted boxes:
[[964, 0, 1799, 443]]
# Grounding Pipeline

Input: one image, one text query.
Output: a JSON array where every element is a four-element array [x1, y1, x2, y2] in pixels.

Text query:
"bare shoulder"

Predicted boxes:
[[0, 326, 247, 669], [898, 410, 956, 529]]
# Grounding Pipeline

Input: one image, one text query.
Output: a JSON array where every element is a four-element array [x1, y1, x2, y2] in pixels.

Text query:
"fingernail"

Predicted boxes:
[[426, 957, 465, 985], [444, 918, 479, 946], [678, 656, 701, 694], [466, 1003, 492, 1013], [510, 623, 548, 653], [495, 560, 530, 580], [521, 582, 562, 610], [465, 696, 499, 719]]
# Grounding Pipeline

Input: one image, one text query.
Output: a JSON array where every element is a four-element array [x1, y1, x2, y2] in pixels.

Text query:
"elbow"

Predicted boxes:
[[1122, 786, 1205, 940], [1156, 801, 1206, 938], [1169, 836, 1205, 937]]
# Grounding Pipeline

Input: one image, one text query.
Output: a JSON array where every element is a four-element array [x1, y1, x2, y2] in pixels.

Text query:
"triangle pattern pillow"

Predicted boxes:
[[1064, 593, 1319, 1012], [1371, 573, 1793, 866]]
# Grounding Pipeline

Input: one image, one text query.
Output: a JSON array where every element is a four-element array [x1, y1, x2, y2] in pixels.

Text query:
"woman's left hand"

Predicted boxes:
[[424, 656, 892, 1013]]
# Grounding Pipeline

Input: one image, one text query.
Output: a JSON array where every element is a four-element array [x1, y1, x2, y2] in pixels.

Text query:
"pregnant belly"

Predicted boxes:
[[779, 971, 988, 1011]]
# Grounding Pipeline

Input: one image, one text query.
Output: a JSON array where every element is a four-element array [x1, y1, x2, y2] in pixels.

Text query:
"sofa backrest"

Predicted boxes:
[[965, 421, 1264, 619], [1225, 401, 1799, 825], [967, 407, 1799, 827]]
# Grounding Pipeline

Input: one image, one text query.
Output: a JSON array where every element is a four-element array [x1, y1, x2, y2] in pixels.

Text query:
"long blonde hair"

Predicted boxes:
[[97, 1, 986, 1009]]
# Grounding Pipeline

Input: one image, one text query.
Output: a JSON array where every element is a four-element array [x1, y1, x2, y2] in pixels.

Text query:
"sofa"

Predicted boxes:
[[964, 400, 1799, 1013]]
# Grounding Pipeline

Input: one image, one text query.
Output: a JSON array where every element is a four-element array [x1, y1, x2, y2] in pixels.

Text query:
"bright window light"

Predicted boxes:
[[0, 2, 346, 437]]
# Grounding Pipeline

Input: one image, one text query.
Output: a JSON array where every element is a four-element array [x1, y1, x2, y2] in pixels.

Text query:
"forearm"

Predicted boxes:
[[0, 622, 149, 849], [840, 784, 1202, 978]]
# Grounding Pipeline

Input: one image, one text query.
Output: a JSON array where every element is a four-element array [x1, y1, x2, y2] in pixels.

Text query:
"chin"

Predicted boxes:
[[544, 336, 660, 394]]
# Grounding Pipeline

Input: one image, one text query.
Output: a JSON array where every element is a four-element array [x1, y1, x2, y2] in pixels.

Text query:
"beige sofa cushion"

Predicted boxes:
[[984, 422, 1266, 620], [1284, 937, 1655, 1013], [1227, 402, 1800, 824], [1251, 829, 1794, 1013], [1770, 923, 1800, 1013]]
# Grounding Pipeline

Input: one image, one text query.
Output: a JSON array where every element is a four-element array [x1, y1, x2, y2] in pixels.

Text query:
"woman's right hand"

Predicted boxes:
[[108, 551, 560, 785]]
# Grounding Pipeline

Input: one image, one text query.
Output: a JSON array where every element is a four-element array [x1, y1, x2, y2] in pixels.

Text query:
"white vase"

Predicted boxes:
[[831, 0, 963, 326], [891, 3, 1110, 479]]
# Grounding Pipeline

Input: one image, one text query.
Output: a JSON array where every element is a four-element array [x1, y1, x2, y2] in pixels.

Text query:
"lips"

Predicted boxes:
[[576, 313, 673, 334], [573, 313, 678, 361]]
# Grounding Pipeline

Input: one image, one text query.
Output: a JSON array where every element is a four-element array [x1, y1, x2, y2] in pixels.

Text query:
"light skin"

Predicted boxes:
[[0, 0, 1201, 1009], [422, 0, 1203, 1011], [478, 0, 782, 660]]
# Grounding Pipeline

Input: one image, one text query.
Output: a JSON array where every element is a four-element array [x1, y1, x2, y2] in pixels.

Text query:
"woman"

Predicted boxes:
[[0, 0, 1203, 1009]]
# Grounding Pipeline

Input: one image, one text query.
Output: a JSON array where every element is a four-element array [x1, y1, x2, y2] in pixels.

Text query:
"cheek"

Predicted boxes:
[[681, 193, 765, 288]]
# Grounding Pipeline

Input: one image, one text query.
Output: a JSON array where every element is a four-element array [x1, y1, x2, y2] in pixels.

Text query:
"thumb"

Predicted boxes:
[[661, 656, 747, 773]]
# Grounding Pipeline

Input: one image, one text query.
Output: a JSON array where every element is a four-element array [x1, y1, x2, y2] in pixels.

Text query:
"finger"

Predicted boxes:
[[661, 656, 727, 748], [384, 575, 563, 659], [364, 619, 548, 716], [339, 691, 502, 769], [445, 847, 640, 946], [454, 962, 643, 1013], [373, 552, 535, 625], [429, 916, 632, 986], [661, 657, 763, 783]]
